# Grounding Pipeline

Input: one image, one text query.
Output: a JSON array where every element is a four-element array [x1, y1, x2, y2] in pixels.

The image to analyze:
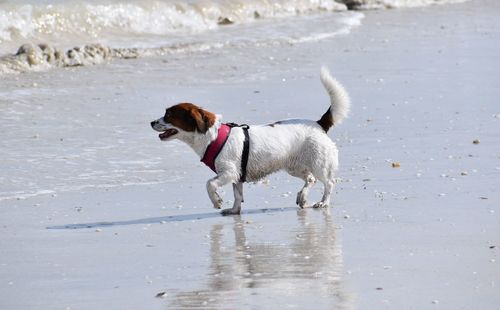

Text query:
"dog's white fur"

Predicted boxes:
[[151, 67, 350, 215]]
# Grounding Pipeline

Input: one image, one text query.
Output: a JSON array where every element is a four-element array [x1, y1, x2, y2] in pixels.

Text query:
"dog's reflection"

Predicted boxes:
[[167, 209, 353, 309]]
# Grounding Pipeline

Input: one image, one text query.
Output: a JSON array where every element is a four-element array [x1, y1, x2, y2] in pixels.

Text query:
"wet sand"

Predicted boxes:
[[1, 0, 499, 309]]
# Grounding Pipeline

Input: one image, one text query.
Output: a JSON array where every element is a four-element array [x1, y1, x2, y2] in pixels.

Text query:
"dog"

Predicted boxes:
[[151, 67, 350, 215]]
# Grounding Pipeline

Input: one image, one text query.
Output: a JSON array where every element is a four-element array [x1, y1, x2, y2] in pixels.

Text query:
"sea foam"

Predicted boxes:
[[0, 0, 347, 49], [0, 0, 468, 75]]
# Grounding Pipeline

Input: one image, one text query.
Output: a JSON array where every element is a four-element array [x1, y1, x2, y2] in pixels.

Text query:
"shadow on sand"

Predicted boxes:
[[46, 206, 297, 230]]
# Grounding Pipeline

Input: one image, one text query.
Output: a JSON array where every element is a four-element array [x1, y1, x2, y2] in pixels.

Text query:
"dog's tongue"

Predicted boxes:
[[159, 129, 178, 140]]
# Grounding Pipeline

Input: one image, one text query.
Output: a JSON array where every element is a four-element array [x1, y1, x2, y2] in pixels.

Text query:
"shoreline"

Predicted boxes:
[[0, 0, 469, 76]]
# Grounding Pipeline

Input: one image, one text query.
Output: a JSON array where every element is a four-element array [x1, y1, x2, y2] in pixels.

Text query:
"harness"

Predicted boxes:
[[200, 123, 250, 182]]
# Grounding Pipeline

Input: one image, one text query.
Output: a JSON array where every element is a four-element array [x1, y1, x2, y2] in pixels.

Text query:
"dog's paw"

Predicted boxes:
[[213, 201, 223, 209], [211, 193, 223, 209], [296, 193, 308, 208], [221, 208, 241, 216], [312, 202, 329, 208]]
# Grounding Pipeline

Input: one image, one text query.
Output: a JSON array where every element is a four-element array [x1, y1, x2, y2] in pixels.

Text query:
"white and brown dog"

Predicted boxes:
[[151, 67, 350, 215]]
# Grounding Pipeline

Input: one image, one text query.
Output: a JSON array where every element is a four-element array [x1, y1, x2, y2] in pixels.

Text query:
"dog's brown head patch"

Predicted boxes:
[[164, 103, 216, 133]]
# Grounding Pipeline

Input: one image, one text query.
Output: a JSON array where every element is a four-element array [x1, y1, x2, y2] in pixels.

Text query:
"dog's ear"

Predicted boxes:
[[191, 108, 216, 133]]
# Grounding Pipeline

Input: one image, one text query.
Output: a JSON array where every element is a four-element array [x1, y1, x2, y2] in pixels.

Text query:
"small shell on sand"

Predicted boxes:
[[472, 139, 480, 144], [391, 162, 401, 168], [155, 292, 167, 298]]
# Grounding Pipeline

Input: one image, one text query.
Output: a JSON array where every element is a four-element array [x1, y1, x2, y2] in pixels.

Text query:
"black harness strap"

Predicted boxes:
[[226, 123, 250, 182], [241, 125, 250, 182]]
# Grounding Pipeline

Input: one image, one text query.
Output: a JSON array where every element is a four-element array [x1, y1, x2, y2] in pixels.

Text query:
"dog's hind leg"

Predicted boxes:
[[313, 176, 335, 208], [221, 182, 244, 216], [287, 169, 316, 208], [296, 173, 316, 208]]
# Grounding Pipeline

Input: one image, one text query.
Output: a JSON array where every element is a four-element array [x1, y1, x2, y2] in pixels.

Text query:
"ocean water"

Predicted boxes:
[[0, 0, 467, 74]]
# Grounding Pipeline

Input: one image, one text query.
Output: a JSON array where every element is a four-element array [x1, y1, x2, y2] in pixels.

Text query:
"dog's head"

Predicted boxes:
[[151, 103, 216, 141]]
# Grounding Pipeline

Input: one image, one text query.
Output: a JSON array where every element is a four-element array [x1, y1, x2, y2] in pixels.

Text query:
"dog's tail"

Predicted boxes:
[[317, 67, 351, 132]]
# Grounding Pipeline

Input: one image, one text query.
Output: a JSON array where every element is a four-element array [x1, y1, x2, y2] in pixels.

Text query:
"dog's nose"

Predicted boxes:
[[150, 120, 158, 128]]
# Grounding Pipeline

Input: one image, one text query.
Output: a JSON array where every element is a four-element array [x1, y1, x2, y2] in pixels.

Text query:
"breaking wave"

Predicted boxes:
[[0, 0, 468, 75], [0, 0, 346, 47]]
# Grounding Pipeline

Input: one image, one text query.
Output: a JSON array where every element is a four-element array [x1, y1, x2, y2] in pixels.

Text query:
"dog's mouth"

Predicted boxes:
[[159, 128, 178, 140]]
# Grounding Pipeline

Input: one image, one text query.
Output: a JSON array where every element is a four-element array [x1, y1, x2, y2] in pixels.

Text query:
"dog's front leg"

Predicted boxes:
[[206, 174, 233, 210], [221, 182, 244, 216]]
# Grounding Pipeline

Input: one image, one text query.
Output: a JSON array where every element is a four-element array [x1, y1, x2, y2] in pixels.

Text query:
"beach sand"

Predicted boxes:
[[1, 0, 499, 309]]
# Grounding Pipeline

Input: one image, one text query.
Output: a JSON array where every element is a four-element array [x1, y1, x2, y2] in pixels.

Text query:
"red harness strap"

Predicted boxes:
[[200, 124, 231, 173]]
